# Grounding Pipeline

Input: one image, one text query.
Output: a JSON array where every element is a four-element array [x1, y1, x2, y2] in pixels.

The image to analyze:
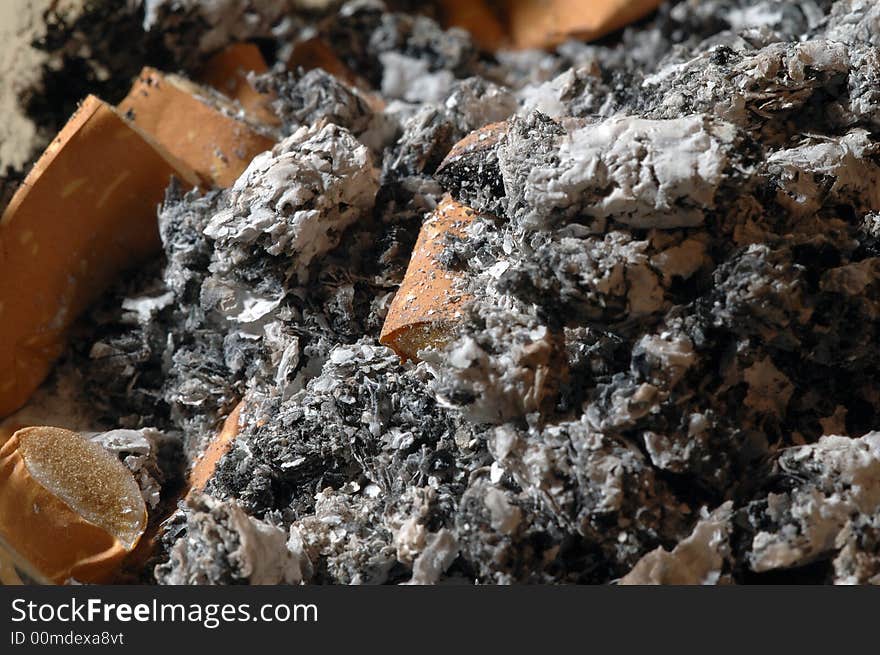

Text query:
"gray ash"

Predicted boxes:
[[41, 0, 880, 584], [321, 0, 480, 88], [254, 68, 376, 137]]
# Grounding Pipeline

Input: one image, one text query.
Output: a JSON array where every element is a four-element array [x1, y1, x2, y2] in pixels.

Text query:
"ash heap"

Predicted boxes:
[[28, 0, 880, 583]]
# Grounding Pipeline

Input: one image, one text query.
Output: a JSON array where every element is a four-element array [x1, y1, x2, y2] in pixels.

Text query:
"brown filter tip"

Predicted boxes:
[[437, 120, 509, 172], [0, 426, 147, 584], [287, 37, 362, 87], [502, 0, 664, 50], [380, 195, 476, 361], [440, 0, 508, 51], [118, 67, 276, 188], [199, 42, 281, 127], [0, 95, 199, 418], [188, 401, 245, 495]]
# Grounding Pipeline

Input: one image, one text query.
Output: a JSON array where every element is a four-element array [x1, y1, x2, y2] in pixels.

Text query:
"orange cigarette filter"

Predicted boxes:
[[435, 120, 508, 177], [113, 400, 248, 580], [0, 95, 199, 418], [118, 67, 276, 188], [288, 37, 362, 86], [199, 42, 280, 127], [188, 401, 244, 494], [0, 427, 147, 584], [380, 195, 476, 361], [102, 401, 246, 580], [502, 0, 663, 49], [440, 0, 507, 52], [286, 37, 386, 113]]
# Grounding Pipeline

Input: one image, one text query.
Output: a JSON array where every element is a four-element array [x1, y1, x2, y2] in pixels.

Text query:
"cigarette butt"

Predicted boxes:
[[199, 42, 281, 127], [118, 67, 276, 188], [501, 0, 663, 49], [440, 0, 508, 51], [288, 37, 361, 86], [287, 38, 386, 113], [385, 122, 508, 361], [112, 401, 247, 581], [380, 195, 476, 361], [0, 95, 199, 418], [101, 402, 246, 580], [434, 120, 508, 204], [188, 401, 244, 494], [286, 37, 346, 82], [0, 426, 147, 584], [442, 121, 509, 161]]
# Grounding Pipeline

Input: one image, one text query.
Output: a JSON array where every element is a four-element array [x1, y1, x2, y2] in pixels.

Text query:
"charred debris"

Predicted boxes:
[[16, 0, 880, 584]]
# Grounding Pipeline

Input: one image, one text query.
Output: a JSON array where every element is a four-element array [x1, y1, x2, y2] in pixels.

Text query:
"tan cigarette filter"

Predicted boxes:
[[503, 0, 663, 49], [119, 401, 248, 578], [440, 0, 507, 51], [118, 67, 276, 188], [188, 401, 244, 494], [199, 42, 280, 126], [0, 427, 147, 584], [0, 95, 199, 418], [288, 37, 360, 85], [380, 195, 476, 361], [436, 120, 508, 174]]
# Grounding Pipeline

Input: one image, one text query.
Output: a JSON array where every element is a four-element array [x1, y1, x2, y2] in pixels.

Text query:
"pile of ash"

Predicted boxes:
[[24, 0, 880, 584]]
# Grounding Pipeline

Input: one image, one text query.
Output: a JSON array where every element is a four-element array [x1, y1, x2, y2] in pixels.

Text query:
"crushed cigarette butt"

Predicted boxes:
[[440, 0, 507, 52], [380, 195, 476, 361], [439, 0, 664, 50], [199, 42, 280, 126], [0, 95, 199, 418], [118, 67, 276, 188], [0, 426, 147, 584], [380, 121, 511, 362], [503, 0, 663, 49], [188, 401, 244, 494]]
